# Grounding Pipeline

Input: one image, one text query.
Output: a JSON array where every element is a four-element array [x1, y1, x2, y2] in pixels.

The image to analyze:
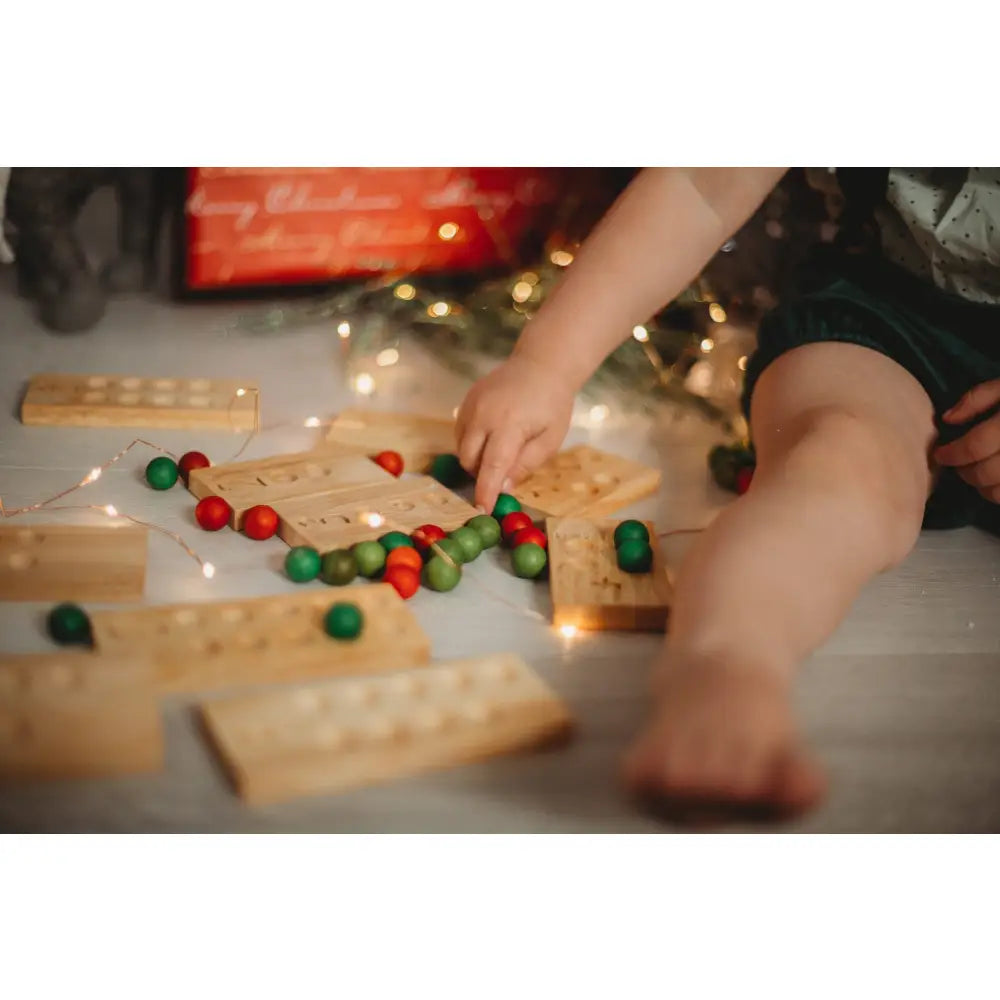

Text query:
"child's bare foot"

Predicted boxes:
[[623, 653, 827, 824]]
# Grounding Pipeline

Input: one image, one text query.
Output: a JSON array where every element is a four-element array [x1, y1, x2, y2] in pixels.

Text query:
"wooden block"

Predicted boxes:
[[0, 523, 147, 602], [200, 652, 574, 805], [512, 445, 661, 518], [21, 373, 259, 432], [0, 651, 163, 782], [547, 517, 673, 631], [187, 446, 393, 529], [274, 476, 479, 552], [91, 585, 431, 695], [325, 408, 456, 472]]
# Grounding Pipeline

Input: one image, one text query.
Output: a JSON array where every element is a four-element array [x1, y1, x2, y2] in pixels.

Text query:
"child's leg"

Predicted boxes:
[[625, 342, 937, 814]]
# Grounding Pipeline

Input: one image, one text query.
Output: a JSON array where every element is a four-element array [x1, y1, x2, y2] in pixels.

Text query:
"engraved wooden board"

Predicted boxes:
[[274, 476, 479, 552], [91, 585, 431, 695], [325, 408, 456, 473], [546, 517, 672, 631], [513, 446, 661, 518], [21, 373, 259, 432], [200, 652, 574, 805], [0, 523, 147, 602], [0, 651, 163, 782], [187, 446, 393, 529]]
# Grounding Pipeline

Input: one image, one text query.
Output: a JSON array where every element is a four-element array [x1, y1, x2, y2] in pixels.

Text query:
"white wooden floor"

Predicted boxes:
[[2, 249, 999, 832]]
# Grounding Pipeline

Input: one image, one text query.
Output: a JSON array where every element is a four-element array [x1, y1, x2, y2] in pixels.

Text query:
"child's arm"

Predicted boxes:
[[457, 167, 787, 512]]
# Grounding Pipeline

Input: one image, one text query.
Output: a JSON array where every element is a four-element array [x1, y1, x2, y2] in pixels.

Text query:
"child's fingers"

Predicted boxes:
[[943, 379, 1000, 423], [474, 425, 526, 512], [934, 416, 1000, 467], [458, 426, 487, 476], [506, 428, 561, 485]]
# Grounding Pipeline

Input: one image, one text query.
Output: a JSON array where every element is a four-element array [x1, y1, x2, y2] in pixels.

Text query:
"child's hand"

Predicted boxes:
[[936, 379, 1000, 501], [456, 354, 574, 513]]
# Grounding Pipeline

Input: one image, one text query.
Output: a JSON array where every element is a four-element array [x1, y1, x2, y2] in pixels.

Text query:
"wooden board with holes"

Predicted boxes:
[[90, 585, 430, 695], [546, 517, 672, 631], [199, 652, 573, 805], [274, 476, 479, 552], [0, 523, 147, 602], [187, 446, 393, 529], [20, 373, 260, 432], [325, 408, 456, 473], [0, 651, 163, 782], [512, 445, 661, 518]]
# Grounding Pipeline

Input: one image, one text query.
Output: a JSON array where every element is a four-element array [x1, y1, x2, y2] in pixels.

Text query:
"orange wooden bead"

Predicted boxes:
[[385, 546, 423, 573]]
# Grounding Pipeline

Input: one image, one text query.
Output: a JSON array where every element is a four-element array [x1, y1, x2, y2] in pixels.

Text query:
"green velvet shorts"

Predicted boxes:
[[741, 255, 1000, 533]]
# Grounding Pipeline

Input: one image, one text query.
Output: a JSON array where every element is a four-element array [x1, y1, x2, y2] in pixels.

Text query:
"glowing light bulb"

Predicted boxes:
[[558, 624, 579, 639], [438, 222, 459, 241], [451, 406, 459, 419], [589, 404, 609, 425], [103, 504, 118, 517], [304, 416, 321, 428], [362, 512, 385, 528], [511, 281, 533, 304], [550, 249, 574, 267], [428, 301, 451, 318], [84, 467, 103, 484], [202, 562, 216, 579], [376, 348, 400, 367], [700, 337, 715, 353], [353, 373, 376, 396], [236, 388, 247, 397], [394, 283, 416, 301], [521, 271, 539, 286], [708, 303, 727, 324], [632, 325, 649, 343], [337, 321, 351, 338], [737, 355, 748, 372]]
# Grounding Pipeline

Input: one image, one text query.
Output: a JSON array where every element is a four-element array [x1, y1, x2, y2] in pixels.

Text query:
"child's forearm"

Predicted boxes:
[[513, 167, 787, 391]]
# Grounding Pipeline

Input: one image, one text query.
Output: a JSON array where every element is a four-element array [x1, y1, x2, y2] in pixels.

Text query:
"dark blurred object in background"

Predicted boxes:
[[4, 168, 168, 333]]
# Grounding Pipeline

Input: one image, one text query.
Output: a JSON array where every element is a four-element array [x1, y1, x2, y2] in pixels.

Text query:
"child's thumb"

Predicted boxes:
[[943, 379, 1000, 423]]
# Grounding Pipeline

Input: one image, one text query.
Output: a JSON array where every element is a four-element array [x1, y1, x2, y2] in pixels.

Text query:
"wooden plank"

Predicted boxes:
[[512, 445, 661, 518], [20, 373, 259, 433], [0, 651, 163, 782], [0, 523, 147, 602], [274, 476, 478, 552], [91, 585, 431, 695], [187, 446, 392, 529], [200, 652, 574, 805], [325, 408, 456, 473], [547, 517, 673, 632]]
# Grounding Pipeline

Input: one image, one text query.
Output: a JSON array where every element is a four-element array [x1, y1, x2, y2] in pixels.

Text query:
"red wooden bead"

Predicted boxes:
[[386, 546, 423, 573], [383, 565, 420, 599], [178, 450, 211, 483], [500, 511, 533, 542], [735, 466, 755, 495], [244, 504, 279, 540], [195, 495, 232, 532], [512, 526, 547, 550], [411, 523, 446, 551], [373, 450, 404, 477]]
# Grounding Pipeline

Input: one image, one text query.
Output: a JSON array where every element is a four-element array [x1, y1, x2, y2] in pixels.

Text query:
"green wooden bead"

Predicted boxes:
[[284, 546, 321, 583], [423, 555, 462, 592], [613, 519, 650, 548], [491, 493, 521, 519], [449, 526, 483, 562], [145, 456, 179, 490], [324, 602, 364, 640], [616, 538, 653, 573], [47, 602, 92, 646], [352, 540, 386, 578], [511, 542, 547, 579], [430, 453, 467, 488], [379, 531, 414, 552], [466, 514, 501, 548], [320, 548, 358, 586], [431, 537, 466, 565]]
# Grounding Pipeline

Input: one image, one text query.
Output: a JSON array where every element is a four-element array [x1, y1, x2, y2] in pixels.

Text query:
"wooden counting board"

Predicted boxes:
[[546, 517, 673, 631], [325, 408, 456, 472], [21, 373, 260, 432], [90, 585, 431, 695], [0, 523, 147, 602], [512, 445, 661, 518], [187, 446, 393, 529], [200, 652, 574, 805], [0, 651, 163, 782], [274, 476, 479, 552]]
